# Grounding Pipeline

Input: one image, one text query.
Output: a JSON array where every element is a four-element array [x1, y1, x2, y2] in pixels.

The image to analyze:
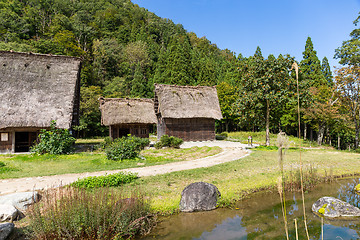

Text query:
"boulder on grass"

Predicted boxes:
[[0, 223, 14, 240], [0, 205, 18, 222], [0, 192, 40, 212], [312, 196, 360, 218], [179, 182, 221, 212]]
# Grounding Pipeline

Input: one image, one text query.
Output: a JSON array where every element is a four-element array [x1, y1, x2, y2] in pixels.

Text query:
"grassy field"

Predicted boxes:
[[127, 147, 360, 213], [228, 131, 321, 148], [0, 146, 221, 179]]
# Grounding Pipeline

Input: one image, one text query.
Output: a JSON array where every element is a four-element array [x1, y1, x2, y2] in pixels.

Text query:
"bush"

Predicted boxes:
[[215, 134, 227, 140], [71, 172, 138, 189], [155, 135, 183, 149], [0, 161, 5, 168], [26, 187, 155, 240], [255, 145, 278, 151], [31, 120, 76, 155], [105, 135, 150, 161]]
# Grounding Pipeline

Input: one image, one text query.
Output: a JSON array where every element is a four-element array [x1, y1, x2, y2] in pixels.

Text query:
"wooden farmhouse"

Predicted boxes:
[[154, 84, 222, 141], [99, 98, 157, 139], [0, 51, 81, 153]]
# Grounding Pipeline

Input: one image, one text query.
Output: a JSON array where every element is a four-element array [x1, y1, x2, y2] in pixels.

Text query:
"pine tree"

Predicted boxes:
[[300, 37, 327, 87], [321, 57, 333, 86], [163, 35, 194, 85]]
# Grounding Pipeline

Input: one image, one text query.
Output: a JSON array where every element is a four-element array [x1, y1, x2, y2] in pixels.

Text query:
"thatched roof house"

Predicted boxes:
[[99, 98, 156, 139], [154, 84, 222, 141], [0, 51, 81, 153]]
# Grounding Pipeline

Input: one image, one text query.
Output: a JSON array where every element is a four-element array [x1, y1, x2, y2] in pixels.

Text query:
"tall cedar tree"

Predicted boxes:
[[300, 37, 328, 142], [321, 57, 333, 86]]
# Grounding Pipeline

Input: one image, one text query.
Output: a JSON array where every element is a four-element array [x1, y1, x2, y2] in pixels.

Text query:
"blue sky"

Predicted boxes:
[[132, 0, 360, 70]]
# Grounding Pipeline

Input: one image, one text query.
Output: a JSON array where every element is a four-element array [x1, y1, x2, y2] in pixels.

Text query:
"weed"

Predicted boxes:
[[71, 172, 138, 189], [26, 187, 156, 239]]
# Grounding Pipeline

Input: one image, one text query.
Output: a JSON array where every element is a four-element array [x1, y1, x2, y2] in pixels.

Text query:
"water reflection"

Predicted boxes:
[[143, 179, 360, 240]]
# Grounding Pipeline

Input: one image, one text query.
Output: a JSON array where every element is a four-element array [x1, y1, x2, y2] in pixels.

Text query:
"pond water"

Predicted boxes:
[[143, 178, 360, 240]]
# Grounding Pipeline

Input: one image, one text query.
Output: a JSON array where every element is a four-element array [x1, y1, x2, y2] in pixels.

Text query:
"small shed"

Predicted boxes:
[[154, 84, 222, 141], [0, 51, 81, 153], [99, 98, 157, 139]]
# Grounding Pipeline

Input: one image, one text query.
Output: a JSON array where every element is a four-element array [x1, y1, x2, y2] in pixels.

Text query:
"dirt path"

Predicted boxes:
[[0, 141, 252, 195]]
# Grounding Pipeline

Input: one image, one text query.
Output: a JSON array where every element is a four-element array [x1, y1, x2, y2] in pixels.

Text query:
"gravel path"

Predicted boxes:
[[0, 141, 253, 195]]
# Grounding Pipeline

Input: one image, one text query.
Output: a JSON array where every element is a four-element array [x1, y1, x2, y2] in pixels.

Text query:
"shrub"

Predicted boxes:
[[155, 135, 183, 149], [105, 135, 150, 161], [26, 187, 155, 240], [220, 132, 228, 137], [215, 134, 226, 140], [71, 172, 138, 189], [0, 161, 5, 168], [31, 120, 76, 155]]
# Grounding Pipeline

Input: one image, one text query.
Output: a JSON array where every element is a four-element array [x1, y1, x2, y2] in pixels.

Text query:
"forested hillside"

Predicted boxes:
[[0, 0, 357, 149]]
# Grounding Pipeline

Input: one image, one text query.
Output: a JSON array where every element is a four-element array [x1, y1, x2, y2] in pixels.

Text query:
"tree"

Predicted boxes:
[[335, 14, 360, 66], [335, 66, 360, 149], [303, 86, 339, 145], [321, 57, 333, 86], [216, 82, 238, 132], [300, 37, 328, 139], [235, 49, 293, 145]]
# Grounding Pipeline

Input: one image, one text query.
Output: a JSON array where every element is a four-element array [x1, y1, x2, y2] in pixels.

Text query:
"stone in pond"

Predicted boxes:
[[0, 223, 14, 240], [0, 192, 40, 212], [0, 204, 18, 222], [312, 196, 360, 218], [179, 182, 221, 212]]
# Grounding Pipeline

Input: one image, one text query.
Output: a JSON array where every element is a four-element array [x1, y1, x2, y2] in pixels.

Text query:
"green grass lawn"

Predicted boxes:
[[0, 146, 221, 179], [127, 148, 360, 213], [228, 131, 321, 148]]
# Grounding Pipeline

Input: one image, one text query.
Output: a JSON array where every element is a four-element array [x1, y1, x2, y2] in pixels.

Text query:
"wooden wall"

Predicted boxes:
[[110, 124, 152, 139], [0, 131, 12, 153], [158, 118, 215, 141]]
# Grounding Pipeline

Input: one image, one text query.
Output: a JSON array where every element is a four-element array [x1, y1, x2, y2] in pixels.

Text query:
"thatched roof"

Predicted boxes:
[[99, 98, 157, 126], [154, 84, 222, 120], [0, 51, 81, 129]]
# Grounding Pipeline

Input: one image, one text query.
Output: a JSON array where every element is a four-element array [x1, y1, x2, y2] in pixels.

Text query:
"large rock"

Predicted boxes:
[[0, 192, 40, 212], [0, 223, 14, 240], [0, 205, 18, 222], [312, 196, 360, 218], [180, 182, 221, 212]]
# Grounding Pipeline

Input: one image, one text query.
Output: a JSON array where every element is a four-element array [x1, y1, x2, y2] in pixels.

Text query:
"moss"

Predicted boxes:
[[318, 203, 328, 215]]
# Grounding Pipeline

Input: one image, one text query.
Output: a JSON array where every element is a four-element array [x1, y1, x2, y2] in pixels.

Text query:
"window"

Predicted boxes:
[[1, 133, 9, 142]]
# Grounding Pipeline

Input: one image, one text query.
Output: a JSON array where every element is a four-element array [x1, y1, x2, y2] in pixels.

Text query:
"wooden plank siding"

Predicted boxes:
[[158, 118, 215, 141], [109, 124, 151, 139], [0, 131, 12, 153]]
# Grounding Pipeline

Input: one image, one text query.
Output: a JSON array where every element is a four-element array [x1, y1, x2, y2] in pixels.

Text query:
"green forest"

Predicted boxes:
[[1, 0, 359, 149]]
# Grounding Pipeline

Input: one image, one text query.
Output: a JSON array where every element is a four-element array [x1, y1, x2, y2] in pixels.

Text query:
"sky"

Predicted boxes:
[[131, 0, 360, 70]]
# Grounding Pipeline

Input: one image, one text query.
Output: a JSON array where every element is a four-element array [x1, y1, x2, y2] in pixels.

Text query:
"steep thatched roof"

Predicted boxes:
[[154, 84, 222, 120], [0, 51, 81, 129], [99, 98, 157, 126]]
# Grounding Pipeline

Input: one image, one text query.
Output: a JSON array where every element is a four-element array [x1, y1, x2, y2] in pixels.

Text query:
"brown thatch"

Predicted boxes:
[[99, 98, 157, 126], [154, 84, 222, 120], [0, 51, 81, 129]]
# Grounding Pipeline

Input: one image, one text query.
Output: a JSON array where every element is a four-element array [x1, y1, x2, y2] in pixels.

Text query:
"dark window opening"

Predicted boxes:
[[119, 128, 130, 138], [15, 132, 37, 152]]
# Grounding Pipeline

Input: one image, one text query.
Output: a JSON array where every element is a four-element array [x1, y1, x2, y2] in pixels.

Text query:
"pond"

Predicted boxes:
[[143, 178, 360, 240]]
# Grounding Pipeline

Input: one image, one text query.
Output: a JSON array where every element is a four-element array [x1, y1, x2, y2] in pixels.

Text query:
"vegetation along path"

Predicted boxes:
[[0, 141, 251, 195]]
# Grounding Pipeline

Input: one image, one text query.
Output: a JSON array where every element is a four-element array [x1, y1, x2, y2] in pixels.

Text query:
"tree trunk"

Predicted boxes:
[[317, 123, 326, 145], [304, 122, 307, 140], [225, 121, 229, 133], [338, 133, 340, 150], [355, 118, 359, 149], [310, 130, 313, 142], [266, 100, 270, 146]]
